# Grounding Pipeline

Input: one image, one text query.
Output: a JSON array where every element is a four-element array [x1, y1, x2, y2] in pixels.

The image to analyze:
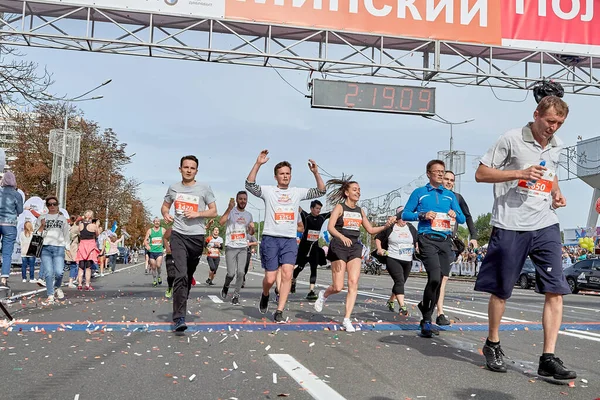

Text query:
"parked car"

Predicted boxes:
[[116, 247, 128, 264], [516, 258, 537, 289], [563, 258, 600, 294]]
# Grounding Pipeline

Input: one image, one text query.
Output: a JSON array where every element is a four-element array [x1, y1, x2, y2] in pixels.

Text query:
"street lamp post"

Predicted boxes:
[[424, 115, 475, 172]]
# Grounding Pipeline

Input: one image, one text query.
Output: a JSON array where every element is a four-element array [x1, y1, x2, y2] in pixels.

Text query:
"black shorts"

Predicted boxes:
[[327, 237, 362, 263], [474, 224, 571, 299]]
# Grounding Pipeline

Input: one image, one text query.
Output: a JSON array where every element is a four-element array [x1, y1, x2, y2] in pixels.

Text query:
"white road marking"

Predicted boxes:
[[231, 263, 600, 342], [208, 295, 223, 304], [269, 354, 346, 400]]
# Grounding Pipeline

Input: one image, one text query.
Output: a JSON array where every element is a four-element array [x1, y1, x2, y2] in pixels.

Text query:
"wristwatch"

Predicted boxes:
[[418, 212, 427, 221]]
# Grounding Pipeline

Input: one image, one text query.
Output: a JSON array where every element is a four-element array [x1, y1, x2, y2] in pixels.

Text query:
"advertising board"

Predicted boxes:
[[44, 0, 600, 56]]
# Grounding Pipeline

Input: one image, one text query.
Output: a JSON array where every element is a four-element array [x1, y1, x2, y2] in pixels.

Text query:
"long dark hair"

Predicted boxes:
[[326, 175, 358, 205]]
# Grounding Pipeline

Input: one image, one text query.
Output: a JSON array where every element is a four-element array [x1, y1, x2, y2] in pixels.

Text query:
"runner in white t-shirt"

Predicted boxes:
[[218, 191, 255, 304], [245, 149, 326, 323], [205, 227, 223, 285]]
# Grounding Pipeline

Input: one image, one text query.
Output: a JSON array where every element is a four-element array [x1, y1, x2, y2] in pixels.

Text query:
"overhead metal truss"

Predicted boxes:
[[1, 0, 600, 96]]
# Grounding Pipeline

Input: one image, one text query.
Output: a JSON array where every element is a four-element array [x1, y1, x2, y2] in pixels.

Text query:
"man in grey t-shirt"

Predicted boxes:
[[162, 155, 217, 332], [474, 95, 575, 380]]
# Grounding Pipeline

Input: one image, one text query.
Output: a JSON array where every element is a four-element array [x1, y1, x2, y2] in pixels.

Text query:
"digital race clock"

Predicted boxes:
[[311, 79, 435, 116]]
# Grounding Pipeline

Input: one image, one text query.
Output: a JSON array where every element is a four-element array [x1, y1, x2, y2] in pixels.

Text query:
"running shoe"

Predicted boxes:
[[77, 285, 83, 291], [173, 317, 187, 332], [55, 288, 65, 300], [482, 341, 507, 373], [22, 279, 26, 283], [231, 295, 240, 305], [85, 285, 95, 291], [436, 314, 451, 326], [342, 318, 356, 333], [67, 282, 77, 289], [152, 280, 157, 287], [42, 295, 55, 306], [165, 287, 173, 299], [386, 300, 395, 312], [258, 293, 269, 314], [538, 355, 576, 380], [306, 290, 318, 301], [314, 290, 326, 312], [157, 277, 163, 285], [36, 279, 46, 287], [420, 320, 433, 338], [220, 286, 229, 300], [399, 305, 409, 316], [145, 268, 148, 275], [192, 277, 197, 286], [273, 310, 286, 323]]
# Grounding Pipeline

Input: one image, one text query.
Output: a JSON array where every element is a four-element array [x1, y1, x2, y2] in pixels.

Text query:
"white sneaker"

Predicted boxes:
[[67, 282, 77, 289], [37, 279, 46, 287], [314, 290, 326, 313], [55, 288, 65, 300], [342, 318, 356, 333], [100, 273, 104, 277], [43, 295, 55, 305], [22, 279, 27, 283]]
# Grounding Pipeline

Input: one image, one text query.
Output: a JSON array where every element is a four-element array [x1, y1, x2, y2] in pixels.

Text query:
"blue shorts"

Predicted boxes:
[[260, 235, 298, 272], [474, 224, 571, 300], [148, 252, 163, 260]]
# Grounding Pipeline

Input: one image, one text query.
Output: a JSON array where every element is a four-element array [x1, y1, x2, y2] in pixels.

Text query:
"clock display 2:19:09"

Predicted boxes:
[[311, 79, 436, 116]]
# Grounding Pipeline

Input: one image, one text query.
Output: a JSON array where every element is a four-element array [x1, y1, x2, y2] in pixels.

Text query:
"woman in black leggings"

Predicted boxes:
[[375, 207, 418, 316]]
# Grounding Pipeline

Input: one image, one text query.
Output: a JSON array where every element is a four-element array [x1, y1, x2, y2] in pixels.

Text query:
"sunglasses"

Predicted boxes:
[[47, 202, 58, 206]]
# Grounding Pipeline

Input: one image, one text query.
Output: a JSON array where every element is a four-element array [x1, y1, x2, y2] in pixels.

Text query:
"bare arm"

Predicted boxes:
[[161, 200, 174, 223], [144, 229, 151, 249], [475, 163, 545, 184], [375, 238, 384, 254], [327, 204, 345, 241], [361, 209, 390, 235], [247, 149, 269, 185], [219, 198, 235, 226], [308, 159, 326, 191]]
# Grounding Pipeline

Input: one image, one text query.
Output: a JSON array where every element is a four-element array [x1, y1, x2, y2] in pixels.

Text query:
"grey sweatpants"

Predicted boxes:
[[224, 246, 248, 296]]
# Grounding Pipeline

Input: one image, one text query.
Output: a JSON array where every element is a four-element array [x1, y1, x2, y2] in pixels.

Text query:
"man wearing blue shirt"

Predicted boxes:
[[402, 159, 465, 338]]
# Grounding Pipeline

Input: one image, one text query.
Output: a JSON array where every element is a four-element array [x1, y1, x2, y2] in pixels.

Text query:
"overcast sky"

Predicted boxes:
[[18, 45, 600, 231]]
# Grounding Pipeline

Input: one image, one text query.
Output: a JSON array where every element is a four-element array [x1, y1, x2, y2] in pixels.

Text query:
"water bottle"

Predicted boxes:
[[526, 160, 546, 187]]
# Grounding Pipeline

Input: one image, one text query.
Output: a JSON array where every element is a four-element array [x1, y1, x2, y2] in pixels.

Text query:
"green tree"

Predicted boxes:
[[474, 213, 493, 246], [457, 226, 470, 243]]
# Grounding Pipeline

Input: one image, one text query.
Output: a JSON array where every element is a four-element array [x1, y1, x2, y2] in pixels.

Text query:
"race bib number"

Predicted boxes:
[[431, 213, 452, 233], [307, 230, 320, 242], [516, 165, 554, 198], [399, 246, 414, 256], [208, 247, 220, 257], [151, 237, 162, 246], [230, 230, 246, 242], [342, 211, 362, 231], [174, 193, 199, 215], [274, 206, 294, 223]]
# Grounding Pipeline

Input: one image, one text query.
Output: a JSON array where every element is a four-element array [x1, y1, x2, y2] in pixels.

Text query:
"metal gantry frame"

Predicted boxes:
[[0, 1, 600, 95]]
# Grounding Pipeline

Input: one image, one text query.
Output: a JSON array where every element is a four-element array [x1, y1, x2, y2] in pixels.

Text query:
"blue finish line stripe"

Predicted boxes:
[[7, 322, 600, 333]]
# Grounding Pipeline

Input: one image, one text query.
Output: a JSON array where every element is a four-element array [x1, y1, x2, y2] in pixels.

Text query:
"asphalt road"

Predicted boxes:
[[1, 258, 599, 400]]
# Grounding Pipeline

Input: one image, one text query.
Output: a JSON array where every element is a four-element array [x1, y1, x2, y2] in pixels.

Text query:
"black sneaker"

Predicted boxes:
[[208, 280, 215, 286], [436, 314, 451, 326], [399, 305, 409, 316], [273, 310, 285, 323], [259, 293, 269, 314], [220, 286, 229, 300], [538, 355, 577, 380], [157, 277, 163, 285], [173, 317, 187, 332], [482, 342, 507, 373], [290, 280, 296, 294], [420, 320, 433, 338], [231, 295, 240, 306], [205, 278, 211, 285], [306, 290, 318, 301]]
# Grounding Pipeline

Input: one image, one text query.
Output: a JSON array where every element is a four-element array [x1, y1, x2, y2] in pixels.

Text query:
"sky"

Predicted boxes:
[[14, 41, 600, 231]]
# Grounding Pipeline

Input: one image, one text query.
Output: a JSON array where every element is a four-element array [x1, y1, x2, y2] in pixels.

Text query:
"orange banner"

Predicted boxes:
[[226, 0, 502, 44]]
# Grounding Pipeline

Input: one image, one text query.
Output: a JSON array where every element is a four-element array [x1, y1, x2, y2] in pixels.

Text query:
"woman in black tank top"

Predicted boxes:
[[313, 177, 395, 333]]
